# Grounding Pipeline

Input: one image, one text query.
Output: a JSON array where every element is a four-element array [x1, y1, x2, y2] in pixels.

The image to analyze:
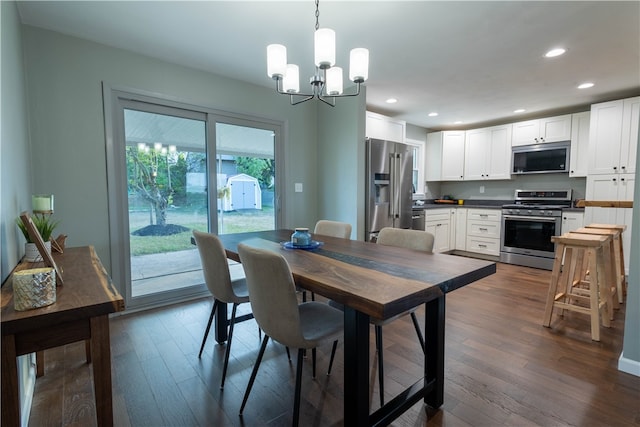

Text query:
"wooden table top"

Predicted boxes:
[[218, 230, 496, 321], [1, 246, 124, 335]]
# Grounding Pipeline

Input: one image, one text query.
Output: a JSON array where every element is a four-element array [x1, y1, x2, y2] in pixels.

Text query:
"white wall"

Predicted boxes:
[[316, 89, 366, 239], [21, 25, 320, 273], [1, 3, 39, 423], [1, 1, 32, 282]]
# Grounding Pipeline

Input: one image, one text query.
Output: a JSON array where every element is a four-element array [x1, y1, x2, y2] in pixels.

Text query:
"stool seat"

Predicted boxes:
[[543, 233, 613, 341]]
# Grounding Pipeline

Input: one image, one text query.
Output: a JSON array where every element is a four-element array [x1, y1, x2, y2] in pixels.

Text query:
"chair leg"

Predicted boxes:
[[220, 303, 238, 389], [239, 335, 269, 415], [327, 340, 338, 375], [286, 347, 291, 361], [293, 349, 304, 427], [312, 348, 317, 378], [198, 300, 219, 358], [410, 312, 426, 354], [375, 325, 385, 407]]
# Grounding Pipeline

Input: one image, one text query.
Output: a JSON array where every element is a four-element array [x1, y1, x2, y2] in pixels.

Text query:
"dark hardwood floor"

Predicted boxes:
[[28, 262, 639, 426]]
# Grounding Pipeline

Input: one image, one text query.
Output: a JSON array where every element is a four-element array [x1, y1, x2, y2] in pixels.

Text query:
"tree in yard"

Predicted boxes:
[[235, 157, 275, 189], [126, 144, 177, 226]]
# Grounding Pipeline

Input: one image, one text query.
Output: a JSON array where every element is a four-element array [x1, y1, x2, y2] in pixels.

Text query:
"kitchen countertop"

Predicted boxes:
[[413, 201, 585, 212]]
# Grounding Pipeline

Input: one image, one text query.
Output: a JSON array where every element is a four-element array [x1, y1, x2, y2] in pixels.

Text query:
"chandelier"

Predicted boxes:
[[266, 0, 369, 107]]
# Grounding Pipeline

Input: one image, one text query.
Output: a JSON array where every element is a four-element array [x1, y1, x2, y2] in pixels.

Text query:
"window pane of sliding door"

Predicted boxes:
[[215, 122, 276, 234], [124, 108, 208, 298]]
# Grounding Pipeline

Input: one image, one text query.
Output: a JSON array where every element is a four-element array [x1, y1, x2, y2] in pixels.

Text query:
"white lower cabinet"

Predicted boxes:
[[425, 208, 451, 253], [453, 208, 467, 250], [561, 211, 585, 234], [465, 208, 502, 256]]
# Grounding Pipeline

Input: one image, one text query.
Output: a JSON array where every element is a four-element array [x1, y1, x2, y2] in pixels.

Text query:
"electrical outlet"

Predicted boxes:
[[295, 183, 303, 193], [479, 185, 485, 194]]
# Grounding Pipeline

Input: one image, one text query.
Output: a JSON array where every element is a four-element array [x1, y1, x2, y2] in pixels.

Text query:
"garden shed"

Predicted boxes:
[[221, 174, 262, 211]]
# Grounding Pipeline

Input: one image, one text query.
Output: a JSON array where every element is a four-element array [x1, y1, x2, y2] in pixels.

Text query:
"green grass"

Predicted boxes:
[[128, 207, 274, 256]]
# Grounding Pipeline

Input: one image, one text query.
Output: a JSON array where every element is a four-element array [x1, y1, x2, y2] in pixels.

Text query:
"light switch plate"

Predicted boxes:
[[295, 183, 303, 192]]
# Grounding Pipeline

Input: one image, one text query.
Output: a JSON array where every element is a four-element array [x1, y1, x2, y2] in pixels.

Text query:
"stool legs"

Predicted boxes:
[[543, 235, 611, 341]]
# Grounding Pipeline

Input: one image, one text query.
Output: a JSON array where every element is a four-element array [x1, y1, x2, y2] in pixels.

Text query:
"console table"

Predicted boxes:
[[1, 246, 124, 427]]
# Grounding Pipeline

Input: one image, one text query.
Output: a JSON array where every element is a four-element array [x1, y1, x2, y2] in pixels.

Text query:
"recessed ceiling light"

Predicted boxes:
[[514, 109, 526, 113], [428, 112, 438, 117], [385, 98, 398, 104], [545, 48, 566, 58], [578, 82, 594, 89]]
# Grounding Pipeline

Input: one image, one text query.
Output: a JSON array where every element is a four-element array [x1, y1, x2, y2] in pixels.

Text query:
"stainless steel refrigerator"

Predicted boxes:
[[365, 138, 413, 241]]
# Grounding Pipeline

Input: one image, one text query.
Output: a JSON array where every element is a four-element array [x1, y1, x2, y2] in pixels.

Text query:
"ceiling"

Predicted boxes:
[[16, 1, 640, 130]]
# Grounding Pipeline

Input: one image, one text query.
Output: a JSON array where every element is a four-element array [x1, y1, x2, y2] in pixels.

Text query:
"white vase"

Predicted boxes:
[[24, 241, 51, 262]]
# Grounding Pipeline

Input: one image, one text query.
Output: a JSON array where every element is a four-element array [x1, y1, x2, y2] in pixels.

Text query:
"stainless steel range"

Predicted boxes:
[[500, 189, 572, 270]]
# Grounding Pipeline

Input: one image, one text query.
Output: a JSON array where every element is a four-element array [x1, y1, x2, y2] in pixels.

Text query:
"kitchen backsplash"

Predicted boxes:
[[433, 175, 586, 202]]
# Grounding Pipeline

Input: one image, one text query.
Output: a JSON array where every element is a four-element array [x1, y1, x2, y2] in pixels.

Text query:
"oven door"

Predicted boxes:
[[501, 214, 560, 258]]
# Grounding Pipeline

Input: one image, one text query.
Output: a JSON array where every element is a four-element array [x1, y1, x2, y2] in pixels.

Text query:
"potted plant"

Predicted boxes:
[[16, 214, 59, 262]]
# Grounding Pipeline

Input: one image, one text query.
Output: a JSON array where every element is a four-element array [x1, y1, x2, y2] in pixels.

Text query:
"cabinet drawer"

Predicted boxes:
[[467, 209, 501, 222], [425, 212, 450, 222], [467, 221, 500, 238], [466, 237, 500, 256]]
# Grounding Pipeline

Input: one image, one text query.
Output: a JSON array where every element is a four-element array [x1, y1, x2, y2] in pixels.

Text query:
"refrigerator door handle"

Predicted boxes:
[[389, 153, 396, 218], [391, 152, 401, 219], [395, 152, 402, 219]]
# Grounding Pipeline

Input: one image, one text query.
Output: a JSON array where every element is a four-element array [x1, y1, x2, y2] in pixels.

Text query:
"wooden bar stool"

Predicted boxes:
[[572, 227, 624, 305], [585, 223, 627, 301], [543, 233, 612, 341]]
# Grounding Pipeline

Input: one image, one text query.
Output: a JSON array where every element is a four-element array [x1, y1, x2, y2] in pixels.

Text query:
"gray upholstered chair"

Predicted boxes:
[[237, 242, 343, 427], [314, 220, 352, 239], [374, 227, 434, 406], [193, 230, 250, 389]]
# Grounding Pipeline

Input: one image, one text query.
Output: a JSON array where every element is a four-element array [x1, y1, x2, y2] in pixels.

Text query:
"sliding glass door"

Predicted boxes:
[[106, 88, 282, 310]]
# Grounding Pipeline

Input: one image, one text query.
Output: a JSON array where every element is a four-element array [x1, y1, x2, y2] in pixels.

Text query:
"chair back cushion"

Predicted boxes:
[[377, 227, 434, 253], [193, 230, 239, 302], [238, 242, 307, 347], [314, 220, 352, 239]]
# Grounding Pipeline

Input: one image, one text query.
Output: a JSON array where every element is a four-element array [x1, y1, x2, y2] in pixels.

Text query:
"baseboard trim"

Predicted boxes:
[[618, 352, 640, 377]]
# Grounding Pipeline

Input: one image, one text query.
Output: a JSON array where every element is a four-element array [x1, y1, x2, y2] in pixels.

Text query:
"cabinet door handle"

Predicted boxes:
[[613, 178, 617, 182], [621, 165, 626, 170], [621, 178, 625, 182], [478, 244, 487, 248], [479, 227, 488, 231], [613, 166, 617, 170]]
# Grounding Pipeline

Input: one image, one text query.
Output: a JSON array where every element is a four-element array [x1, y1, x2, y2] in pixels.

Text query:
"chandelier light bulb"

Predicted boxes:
[[282, 64, 300, 93], [267, 44, 287, 79], [326, 67, 344, 95], [314, 28, 336, 69], [349, 48, 369, 83]]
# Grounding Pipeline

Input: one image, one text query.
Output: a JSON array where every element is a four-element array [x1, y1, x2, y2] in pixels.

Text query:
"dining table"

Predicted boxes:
[[216, 229, 496, 426]]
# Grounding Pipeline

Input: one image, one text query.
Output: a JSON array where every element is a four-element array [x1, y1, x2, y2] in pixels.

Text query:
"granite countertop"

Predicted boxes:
[[413, 200, 508, 210]]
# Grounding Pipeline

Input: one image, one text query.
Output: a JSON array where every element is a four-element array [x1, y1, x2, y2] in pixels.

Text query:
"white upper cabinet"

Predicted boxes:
[[464, 124, 512, 180], [588, 97, 639, 175], [426, 131, 465, 181], [569, 111, 590, 177], [512, 114, 572, 146], [440, 131, 466, 181], [366, 111, 406, 143], [425, 132, 443, 181]]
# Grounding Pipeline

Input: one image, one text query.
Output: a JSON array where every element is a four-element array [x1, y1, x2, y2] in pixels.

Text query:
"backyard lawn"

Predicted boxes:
[[128, 207, 275, 256]]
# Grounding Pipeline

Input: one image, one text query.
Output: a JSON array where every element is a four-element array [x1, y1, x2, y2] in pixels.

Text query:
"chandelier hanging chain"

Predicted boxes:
[[266, 0, 369, 106]]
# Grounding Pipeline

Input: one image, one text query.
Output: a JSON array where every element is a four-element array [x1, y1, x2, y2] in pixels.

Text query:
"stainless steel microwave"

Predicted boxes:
[[512, 141, 570, 174]]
